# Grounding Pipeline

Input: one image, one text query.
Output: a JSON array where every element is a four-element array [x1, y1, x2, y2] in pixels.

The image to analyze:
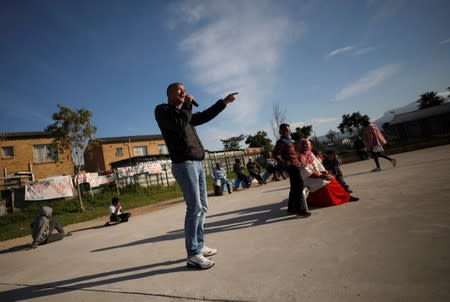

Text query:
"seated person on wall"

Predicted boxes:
[[263, 152, 287, 181], [212, 163, 232, 195], [246, 157, 266, 185], [298, 139, 359, 207], [30, 206, 69, 249], [322, 149, 353, 193], [233, 158, 251, 188], [108, 197, 131, 224]]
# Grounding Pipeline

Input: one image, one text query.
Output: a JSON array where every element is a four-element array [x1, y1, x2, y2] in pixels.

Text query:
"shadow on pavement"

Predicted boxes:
[[0, 244, 31, 254], [0, 259, 190, 302], [91, 201, 298, 253]]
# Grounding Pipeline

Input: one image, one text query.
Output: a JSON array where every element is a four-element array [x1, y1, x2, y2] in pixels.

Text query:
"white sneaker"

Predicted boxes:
[[371, 167, 382, 172], [187, 254, 215, 269], [200, 246, 218, 257]]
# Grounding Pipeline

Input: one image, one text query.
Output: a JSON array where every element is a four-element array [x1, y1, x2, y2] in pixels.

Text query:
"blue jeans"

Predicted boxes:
[[172, 161, 208, 257]]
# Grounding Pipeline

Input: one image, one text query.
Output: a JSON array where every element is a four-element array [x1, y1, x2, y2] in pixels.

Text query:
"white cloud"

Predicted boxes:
[[335, 64, 400, 101], [439, 38, 450, 45], [326, 46, 354, 58], [310, 117, 340, 125], [168, 0, 303, 149], [353, 46, 375, 56]]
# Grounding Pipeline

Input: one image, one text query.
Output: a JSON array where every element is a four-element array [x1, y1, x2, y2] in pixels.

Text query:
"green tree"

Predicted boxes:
[[45, 104, 97, 212], [220, 134, 246, 151], [245, 130, 273, 152], [417, 91, 445, 109], [337, 112, 369, 134], [325, 129, 338, 144], [290, 125, 313, 142]]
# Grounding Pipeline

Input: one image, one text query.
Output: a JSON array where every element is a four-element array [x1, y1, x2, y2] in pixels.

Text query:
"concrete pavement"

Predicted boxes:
[[0, 145, 449, 302]]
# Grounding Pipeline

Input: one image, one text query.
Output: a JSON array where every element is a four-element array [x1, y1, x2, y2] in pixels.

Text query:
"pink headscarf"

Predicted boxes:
[[297, 139, 314, 167]]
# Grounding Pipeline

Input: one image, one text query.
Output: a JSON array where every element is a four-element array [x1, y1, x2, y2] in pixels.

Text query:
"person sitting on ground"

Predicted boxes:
[[322, 149, 353, 193], [246, 157, 266, 185], [30, 206, 69, 249], [298, 139, 359, 207], [233, 158, 250, 188], [108, 197, 131, 224], [212, 163, 232, 195]]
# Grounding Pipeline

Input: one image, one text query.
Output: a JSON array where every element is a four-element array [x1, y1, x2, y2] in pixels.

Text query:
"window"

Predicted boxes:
[[33, 144, 57, 163], [158, 144, 168, 155], [133, 146, 148, 156], [115, 147, 123, 156], [1, 146, 14, 158]]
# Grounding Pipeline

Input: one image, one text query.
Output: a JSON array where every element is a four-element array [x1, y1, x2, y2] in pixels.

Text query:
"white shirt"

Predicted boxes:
[[108, 204, 122, 216]]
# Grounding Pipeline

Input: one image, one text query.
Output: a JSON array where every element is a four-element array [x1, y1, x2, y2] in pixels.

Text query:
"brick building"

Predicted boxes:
[[0, 131, 74, 187], [84, 134, 166, 172]]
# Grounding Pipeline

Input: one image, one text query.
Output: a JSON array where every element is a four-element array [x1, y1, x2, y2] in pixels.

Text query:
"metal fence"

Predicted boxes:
[[112, 150, 265, 188]]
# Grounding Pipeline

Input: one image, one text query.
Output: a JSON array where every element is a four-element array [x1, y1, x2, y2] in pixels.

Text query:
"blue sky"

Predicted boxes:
[[1, 0, 450, 150]]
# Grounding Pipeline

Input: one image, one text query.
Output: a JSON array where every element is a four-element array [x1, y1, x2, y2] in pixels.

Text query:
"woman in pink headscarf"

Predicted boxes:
[[298, 139, 358, 207]]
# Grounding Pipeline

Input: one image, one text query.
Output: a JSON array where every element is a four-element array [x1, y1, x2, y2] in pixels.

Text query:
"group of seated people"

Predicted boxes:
[[212, 156, 284, 196], [212, 140, 358, 208], [297, 139, 358, 207]]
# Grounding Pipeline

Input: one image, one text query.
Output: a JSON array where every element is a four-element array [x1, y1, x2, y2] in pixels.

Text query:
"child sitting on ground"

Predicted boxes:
[[322, 150, 353, 193], [107, 197, 131, 224]]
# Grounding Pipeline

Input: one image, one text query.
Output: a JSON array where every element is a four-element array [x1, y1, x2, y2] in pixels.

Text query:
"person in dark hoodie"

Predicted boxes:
[[155, 82, 238, 270], [30, 206, 67, 249]]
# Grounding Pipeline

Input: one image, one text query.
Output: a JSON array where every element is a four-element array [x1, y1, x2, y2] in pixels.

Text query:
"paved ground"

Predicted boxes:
[[0, 145, 449, 302]]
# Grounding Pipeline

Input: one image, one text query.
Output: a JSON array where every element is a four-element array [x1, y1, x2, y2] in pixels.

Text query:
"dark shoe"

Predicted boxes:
[[350, 196, 359, 202], [297, 211, 311, 217], [300, 211, 311, 217]]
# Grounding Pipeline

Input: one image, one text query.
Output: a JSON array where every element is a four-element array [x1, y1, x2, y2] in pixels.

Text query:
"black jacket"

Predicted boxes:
[[155, 100, 226, 163]]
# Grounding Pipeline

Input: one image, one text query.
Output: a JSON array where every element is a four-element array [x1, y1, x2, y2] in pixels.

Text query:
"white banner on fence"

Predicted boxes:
[[116, 161, 165, 178], [25, 175, 75, 201], [77, 172, 115, 188]]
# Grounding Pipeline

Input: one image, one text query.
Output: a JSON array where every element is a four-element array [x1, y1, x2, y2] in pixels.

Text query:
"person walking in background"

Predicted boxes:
[[362, 120, 397, 172], [155, 82, 238, 270], [273, 124, 311, 217], [30, 206, 68, 249], [108, 197, 131, 224]]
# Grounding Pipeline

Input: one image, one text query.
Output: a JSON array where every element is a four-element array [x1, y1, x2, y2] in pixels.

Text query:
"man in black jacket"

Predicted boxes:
[[155, 82, 238, 269]]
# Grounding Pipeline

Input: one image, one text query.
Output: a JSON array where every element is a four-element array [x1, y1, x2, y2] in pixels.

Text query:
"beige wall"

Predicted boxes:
[[0, 137, 74, 184]]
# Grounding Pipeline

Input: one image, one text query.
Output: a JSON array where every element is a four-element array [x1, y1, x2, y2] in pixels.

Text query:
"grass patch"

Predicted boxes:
[[0, 183, 184, 242], [0, 168, 237, 242]]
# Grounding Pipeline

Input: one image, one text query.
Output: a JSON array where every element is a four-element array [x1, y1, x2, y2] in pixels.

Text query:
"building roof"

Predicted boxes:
[[0, 131, 52, 140], [388, 102, 450, 126], [92, 134, 164, 144]]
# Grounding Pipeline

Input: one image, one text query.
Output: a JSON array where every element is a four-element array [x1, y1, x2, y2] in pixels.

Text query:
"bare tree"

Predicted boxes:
[[271, 103, 287, 140]]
